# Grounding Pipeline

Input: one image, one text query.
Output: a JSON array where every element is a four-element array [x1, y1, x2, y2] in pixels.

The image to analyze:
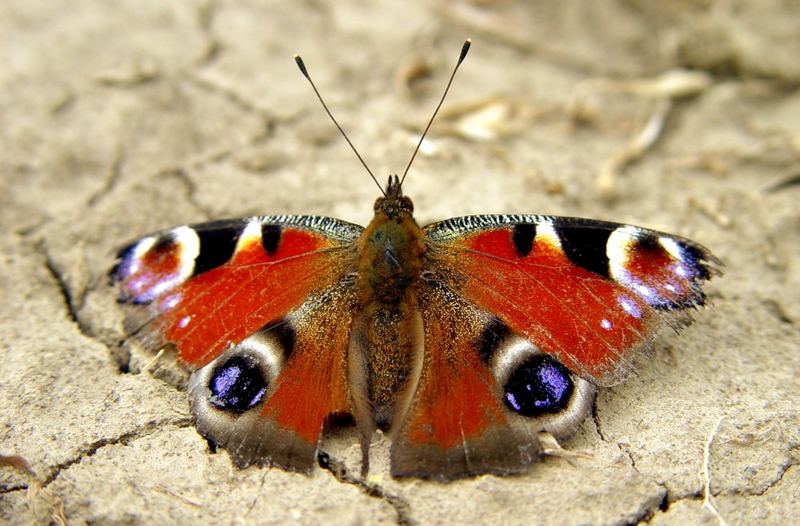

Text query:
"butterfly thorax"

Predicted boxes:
[[357, 189, 424, 302], [351, 177, 426, 429]]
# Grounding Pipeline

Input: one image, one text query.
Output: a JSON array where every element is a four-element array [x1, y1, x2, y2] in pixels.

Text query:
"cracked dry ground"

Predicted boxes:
[[2, 1, 799, 525]]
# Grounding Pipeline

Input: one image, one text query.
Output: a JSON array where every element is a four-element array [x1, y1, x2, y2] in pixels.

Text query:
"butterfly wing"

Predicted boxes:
[[422, 215, 721, 385], [391, 279, 598, 479], [111, 216, 362, 471], [391, 214, 720, 479], [188, 280, 358, 471]]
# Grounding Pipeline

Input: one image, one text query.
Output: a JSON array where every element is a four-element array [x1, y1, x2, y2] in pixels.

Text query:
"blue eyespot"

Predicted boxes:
[[503, 355, 573, 417], [209, 356, 267, 413]]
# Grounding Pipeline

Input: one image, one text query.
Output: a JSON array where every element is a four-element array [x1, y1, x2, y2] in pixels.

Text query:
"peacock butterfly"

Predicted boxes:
[[110, 40, 721, 480]]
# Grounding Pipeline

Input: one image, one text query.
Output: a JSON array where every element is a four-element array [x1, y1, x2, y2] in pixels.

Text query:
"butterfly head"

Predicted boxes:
[[374, 174, 414, 219]]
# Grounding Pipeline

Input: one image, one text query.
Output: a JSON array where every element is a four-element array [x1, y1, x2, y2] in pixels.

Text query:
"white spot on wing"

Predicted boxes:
[[132, 226, 201, 301], [607, 226, 641, 284], [172, 226, 201, 281], [160, 291, 183, 310], [634, 282, 657, 300], [129, 236, 157, 274], [236, 219, 263, 254], [536, 220, 563, 250], [117, 228, 199, 302], [618, 295, 643, 318], [658, 236, 684, 261]]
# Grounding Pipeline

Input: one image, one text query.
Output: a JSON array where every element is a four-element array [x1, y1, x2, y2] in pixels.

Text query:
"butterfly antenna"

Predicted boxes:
[[294, 54, 385, 196], [400, 39, 471, 187]]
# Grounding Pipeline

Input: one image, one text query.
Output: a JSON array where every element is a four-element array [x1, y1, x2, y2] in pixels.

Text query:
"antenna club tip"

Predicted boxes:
[[294, 55, 309, 77], [459, 39, 472, 63]]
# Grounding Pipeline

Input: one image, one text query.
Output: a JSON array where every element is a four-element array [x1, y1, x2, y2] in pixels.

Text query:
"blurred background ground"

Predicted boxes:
[[1, 1, 798, 524]]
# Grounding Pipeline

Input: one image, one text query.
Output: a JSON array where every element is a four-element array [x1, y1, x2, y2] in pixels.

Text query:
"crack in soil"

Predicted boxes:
[[617, 442, 640, 473], [744, 460, 798, 497], [761, 298, 795, 325], [317, 451, 414, 526], [183, 116, 276, 173], [87, 147, 125, 207], [622, 487, 669, 526], [591, 404, 611, 442], [0, 483, 29, 495], [194, 0, 223, 68], [42, 417, 194, 487], [169, 167, 215, 220], [639, 462, 798, 525], [183, 73, 271, 120], [42, 246, 84, 332], [136, 167, 214, 221]]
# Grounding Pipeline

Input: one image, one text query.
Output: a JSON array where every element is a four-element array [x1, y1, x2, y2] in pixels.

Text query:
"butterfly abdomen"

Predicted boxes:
[[352, 196, 427, 429]]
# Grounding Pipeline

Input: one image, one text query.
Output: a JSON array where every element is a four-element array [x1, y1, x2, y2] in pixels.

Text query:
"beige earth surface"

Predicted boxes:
[[1, 1, 799, 525]]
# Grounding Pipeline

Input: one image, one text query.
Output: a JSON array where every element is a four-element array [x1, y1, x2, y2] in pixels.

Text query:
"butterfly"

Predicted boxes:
[[110, 41, 721, 480]]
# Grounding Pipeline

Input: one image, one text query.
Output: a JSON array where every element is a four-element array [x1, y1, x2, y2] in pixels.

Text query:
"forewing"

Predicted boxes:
[[423, 215, 721, 385], [111, 215, 361, 368]]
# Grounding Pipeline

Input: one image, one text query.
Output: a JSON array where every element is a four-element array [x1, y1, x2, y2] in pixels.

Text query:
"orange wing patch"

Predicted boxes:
[[189, 283, 358, 472], [261, 286, 355, 444], [391, 284, 540, 479], [427, 225, 655, 384], [473, 228, 648, 378], [113, 219, 359, 370], [424, 215, 720, 385], [404, 308, 504, 449], [162, 228, 349, 368]]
